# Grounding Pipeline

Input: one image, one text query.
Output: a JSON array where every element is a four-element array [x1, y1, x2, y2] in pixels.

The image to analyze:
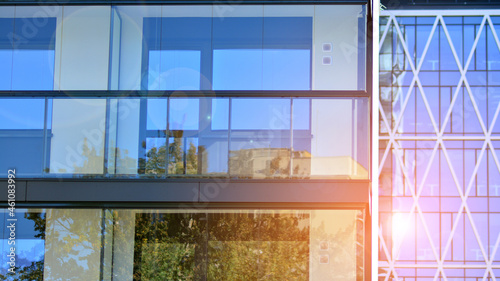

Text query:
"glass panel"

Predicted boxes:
[[146, 99, 167, 130], [2, 208, 364, 280], [0, 98, 45, 177], [293, 98, 369, 179], [213, 49, 263, 90], [49, 99, 106, 174], [113, 5, 364, 91], [124, 208, 363, 280], [229, 98, 291, 178], [12, 17, 56, 90], [1, 96, 369, 179], [0, 17, 13, 90]]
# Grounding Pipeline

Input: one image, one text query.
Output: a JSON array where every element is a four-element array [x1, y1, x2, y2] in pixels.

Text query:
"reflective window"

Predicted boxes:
[[0, 16, 56, 90], [49, 99, 106, 174], [114, 5, 365, 91], [0, 97, 369, 179], [144, 17, 211, 90], [379, 14, 500, 281], [1, 208, 364, 281], [0, 98, 45, 177]]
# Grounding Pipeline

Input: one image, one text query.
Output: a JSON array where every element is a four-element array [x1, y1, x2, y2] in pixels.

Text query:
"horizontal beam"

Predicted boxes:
[[381, 10, 500, 16], [0, 180, 370, 204], [0, 90, 369, 98], [0, 0, 368, 5]]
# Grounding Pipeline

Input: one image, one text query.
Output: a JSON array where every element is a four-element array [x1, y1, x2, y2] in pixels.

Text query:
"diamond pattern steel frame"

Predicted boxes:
[[378, 10, 500, 281]]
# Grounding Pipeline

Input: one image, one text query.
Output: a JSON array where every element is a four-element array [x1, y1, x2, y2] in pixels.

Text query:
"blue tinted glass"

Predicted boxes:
[[149, 50, 201, 90], [0, 50, 13, 90], [145, 16, 312, 91], [10, 18, 56, 90], [147, 48, 161, 90], [0, 99, 45, 129], [292, 99, 310, 130], [13, 18, 56, 50], [0, 18, 13, 90], [159, 50, 201, 90], [161, 17, 211, 90], [169, 98, 199, 130], [464, 16, 483, 25], [146, 99, 167, 130], [262, 49, 310, 90], [213, 17, 312, 90], [443, 16, 462, 25], [211, 99, 229, 130], [0, 99, 45, 177], [12, 50, 54, 90], [144, 17, 211, 90], [213, 49, 263, 90], [263, 17, 312, 49], [231, 98, 290, 130], [417, 17, 436, 25], [213, 17, 263, 49]]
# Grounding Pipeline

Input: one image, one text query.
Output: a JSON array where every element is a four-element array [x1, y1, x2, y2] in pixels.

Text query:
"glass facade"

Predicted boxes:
[[0, 5, 366, 92], [379, 13, 500, 280], [0, 3, 371, 281], [0, 208, 365, 280], [0, 96, 369, 179], [0, 4, 370, 180]]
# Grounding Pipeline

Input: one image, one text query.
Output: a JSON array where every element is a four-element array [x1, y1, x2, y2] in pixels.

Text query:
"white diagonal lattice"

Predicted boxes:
[[378, 10, 500, 281]]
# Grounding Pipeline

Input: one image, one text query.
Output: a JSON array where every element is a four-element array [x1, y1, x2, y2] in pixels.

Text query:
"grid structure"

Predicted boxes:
[[379, 10, 500, 280]]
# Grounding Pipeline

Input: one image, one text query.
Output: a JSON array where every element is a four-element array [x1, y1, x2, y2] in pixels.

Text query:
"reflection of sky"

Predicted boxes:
[[148, 50, 201, 90], [147, 99, 167, 130], [231, 98, 290, 130], [0, 99, 45, 129], [213, 49, 310, 90], [0, 50, 54, 90]]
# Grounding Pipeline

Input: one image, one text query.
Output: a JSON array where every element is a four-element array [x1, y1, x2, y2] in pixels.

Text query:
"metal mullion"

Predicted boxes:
[[227, 98, 232, 176], [103, 98, 111, 176], [289, 98, 293, 178], [166, 98, 170, 176], [42, 97, 49, 177]]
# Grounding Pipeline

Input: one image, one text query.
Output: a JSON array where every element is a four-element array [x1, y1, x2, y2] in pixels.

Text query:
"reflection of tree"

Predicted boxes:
[[208, 213, 309, 280], [229, 148, 291, 179], [41, 210, 107, 281], [70, 137, 136, 177], [133, 213, 206, 281], [133, 212, 310, 280], [142, 132, 201, 176], [72, 138, 104, 175]]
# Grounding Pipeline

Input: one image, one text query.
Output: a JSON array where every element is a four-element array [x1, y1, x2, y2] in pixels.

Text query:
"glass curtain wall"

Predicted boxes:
[[0, 208, 365, 281], [0, 4, 369, 180], [379, 13, 500, 280], [0, 96, 369, 179]]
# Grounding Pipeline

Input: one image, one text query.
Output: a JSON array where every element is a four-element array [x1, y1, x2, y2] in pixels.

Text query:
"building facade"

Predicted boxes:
[[0, 1, 372, 280], [378, 1, 500, 280]]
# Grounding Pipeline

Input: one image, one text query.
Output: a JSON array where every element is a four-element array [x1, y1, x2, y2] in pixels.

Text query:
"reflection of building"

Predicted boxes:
[[229, 148, 369, 179], [0, 1, 372, 280]]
